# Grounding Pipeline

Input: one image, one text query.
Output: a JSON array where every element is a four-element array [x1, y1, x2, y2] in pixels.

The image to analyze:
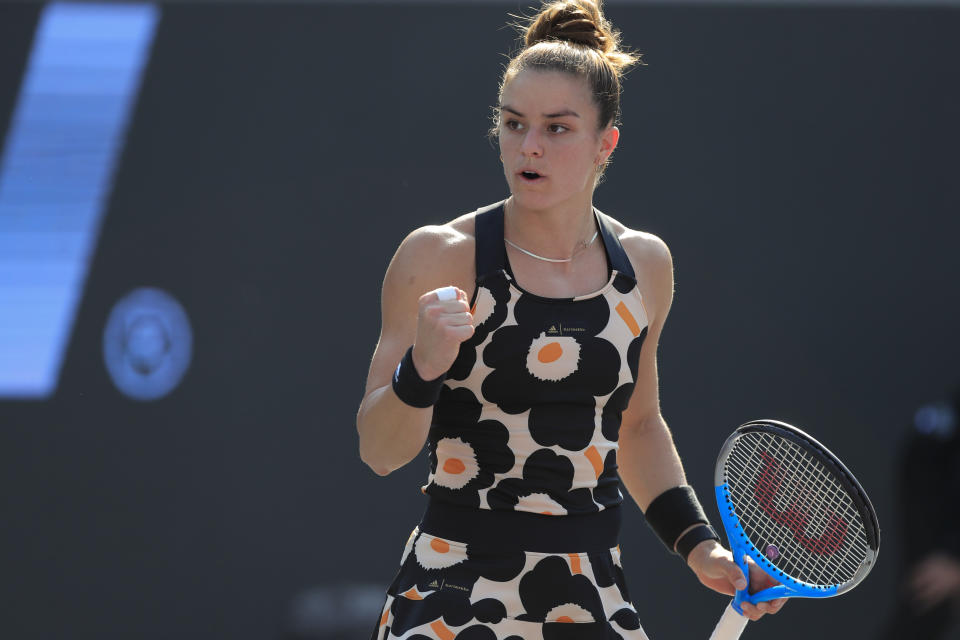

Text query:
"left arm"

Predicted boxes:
[[617, 232, 785, 621]]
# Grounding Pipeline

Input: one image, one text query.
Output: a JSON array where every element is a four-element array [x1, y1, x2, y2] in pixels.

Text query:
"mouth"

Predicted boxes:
[[518, 169, 545, 182]]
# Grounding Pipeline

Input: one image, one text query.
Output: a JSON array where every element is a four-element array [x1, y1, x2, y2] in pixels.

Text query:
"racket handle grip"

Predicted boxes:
[[708, 601, 749, 640]]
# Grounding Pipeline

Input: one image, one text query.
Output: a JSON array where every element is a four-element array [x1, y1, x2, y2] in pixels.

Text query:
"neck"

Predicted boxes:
[[503, 195, 598, 262]]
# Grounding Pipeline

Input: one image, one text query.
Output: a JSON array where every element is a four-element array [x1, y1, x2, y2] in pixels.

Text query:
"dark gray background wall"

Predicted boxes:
[[0, 2, 958, 639]]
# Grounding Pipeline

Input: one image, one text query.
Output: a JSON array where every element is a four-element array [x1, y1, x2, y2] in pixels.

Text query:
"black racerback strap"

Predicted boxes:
[[473, 200, 636, 282], [594, 209, 636, 280], [474, 200, 508, 280]]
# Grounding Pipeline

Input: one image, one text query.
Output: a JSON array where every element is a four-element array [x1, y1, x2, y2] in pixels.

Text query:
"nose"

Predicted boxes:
[[520, 129, 543, 158]]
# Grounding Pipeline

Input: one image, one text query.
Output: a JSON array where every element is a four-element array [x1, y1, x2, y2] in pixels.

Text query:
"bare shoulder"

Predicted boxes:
[[385, 210, 478, 300], [603, 216, 674, 324], [603, 217, 672, 278], [394, 217, 474, 263]]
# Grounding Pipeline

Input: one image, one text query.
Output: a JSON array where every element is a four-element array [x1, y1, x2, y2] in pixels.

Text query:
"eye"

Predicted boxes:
[[548, 123, 569, 134], [504, 119, 524, 132]]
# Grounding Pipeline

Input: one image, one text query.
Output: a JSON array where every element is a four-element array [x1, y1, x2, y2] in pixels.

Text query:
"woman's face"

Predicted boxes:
[[498, 69, 618, 211]]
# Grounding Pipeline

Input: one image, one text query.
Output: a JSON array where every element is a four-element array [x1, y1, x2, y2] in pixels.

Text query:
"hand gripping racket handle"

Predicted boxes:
[[708, 602, 749, 640]]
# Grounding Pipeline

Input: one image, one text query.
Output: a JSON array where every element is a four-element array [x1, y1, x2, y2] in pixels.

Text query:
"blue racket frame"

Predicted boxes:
[[715, 483, 838, 614]]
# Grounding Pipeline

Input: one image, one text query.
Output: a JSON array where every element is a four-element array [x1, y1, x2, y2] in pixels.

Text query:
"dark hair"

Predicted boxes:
[[497, 0, 642, 132]]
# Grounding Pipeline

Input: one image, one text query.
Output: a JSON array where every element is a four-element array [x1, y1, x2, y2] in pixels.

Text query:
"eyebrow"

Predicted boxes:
[[500, 105, 581, 119]]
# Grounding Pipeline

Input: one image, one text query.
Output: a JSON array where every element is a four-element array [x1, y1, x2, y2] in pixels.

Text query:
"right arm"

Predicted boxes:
[[356, 224, 475, 476]]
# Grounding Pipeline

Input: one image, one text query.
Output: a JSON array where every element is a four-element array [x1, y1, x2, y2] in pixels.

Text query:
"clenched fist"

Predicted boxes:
[[411, 286, 474, 380]]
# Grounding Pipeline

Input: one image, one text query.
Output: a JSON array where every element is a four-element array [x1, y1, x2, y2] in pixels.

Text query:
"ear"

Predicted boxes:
[[598, 126, 620, 164]]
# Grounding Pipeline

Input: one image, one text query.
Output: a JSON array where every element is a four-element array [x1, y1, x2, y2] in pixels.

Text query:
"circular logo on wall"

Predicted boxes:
[[103, 287, 193, 401]]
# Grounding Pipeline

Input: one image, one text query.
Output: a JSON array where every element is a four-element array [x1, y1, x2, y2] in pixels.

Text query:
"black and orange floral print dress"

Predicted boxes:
[[373, 201, 651, 640]]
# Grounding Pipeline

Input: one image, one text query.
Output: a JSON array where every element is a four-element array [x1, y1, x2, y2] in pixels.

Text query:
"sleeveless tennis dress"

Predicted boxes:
[[372, 202, 651, 640]]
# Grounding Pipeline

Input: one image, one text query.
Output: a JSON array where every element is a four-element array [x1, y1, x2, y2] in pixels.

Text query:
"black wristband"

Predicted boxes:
[[676, 524, 721, 563], [643, 485, 711, 555], [391, 346, 446, 408]]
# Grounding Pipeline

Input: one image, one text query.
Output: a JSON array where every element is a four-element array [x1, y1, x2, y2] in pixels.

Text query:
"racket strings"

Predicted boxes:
[[729, 436, 867, 585], [731, 453, 858, 586], [766, 441, 852, 551], [730, 440, 865, 585], [724, 432, 869, 587]]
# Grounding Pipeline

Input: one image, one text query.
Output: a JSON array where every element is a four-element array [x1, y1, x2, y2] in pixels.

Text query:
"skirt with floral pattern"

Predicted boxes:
[[371, 526, 649, 640]]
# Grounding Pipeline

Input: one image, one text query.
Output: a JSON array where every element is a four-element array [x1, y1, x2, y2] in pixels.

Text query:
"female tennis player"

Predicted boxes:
[[358, 1, 786, 637]]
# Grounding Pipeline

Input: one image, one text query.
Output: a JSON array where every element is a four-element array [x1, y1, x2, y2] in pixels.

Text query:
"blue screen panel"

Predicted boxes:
[[0, 3, 159, 398]]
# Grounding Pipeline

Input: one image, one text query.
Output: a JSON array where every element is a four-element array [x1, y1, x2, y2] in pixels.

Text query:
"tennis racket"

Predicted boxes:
[[708, 419, 880, 639]]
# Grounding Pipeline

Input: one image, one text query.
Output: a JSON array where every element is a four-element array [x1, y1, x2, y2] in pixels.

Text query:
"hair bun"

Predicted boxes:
[[525, 1, 612, 54], [500, 0, 641, 132]]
